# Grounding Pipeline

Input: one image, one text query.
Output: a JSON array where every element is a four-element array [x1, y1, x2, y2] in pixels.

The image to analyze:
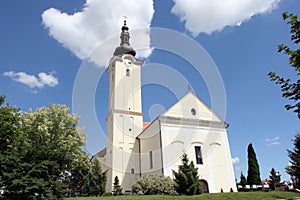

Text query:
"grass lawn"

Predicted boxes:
[[65, 191, 300, 200]]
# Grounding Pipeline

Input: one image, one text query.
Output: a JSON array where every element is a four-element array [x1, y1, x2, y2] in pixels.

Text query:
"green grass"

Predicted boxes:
[[65, 191, 299, 200]]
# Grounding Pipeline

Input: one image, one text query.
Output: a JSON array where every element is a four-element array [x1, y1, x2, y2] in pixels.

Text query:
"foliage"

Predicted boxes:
[[269, 168, 281, 190], [65, 191, 299, 200], [173, 153, 202, 195], [112, 176, 123, 195], [82, 158, 107, 196], [0, 96, 22, 155], [102, 192, 113, 196], [239, 172, 247, 187], [0, 95, 5, 105], [131, 174, 177, 195], [287, 134, 300, 188], [247, 143, 261, 185], [268, 12, 300, 119], [0, 101, 89, 199]]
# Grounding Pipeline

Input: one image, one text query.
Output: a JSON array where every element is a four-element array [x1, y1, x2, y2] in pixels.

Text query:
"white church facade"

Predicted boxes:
[[97, 21, 237, 193]]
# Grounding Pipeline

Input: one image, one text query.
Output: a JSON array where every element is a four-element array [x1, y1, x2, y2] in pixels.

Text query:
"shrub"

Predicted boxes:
[[112, 176, 123, 195], [102, 192, 112, 196], [131, 174, 177, 195]]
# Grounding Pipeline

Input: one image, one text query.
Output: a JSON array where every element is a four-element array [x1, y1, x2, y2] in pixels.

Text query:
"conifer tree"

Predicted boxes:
[[173, 153, 202, 195], [287, 134, 300, 188], [247, 143, 261, 185], [269, 168, 281, 190], [112, 176, 122, 195], [240, 172, 247, 187], [83, 158, 107, 196]]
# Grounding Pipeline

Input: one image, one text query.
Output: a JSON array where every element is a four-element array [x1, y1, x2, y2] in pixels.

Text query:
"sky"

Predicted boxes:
[[1, 0, 299, 182]]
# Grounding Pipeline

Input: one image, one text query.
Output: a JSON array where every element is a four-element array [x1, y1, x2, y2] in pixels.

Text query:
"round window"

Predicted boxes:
[[191, 108, 196, 116]]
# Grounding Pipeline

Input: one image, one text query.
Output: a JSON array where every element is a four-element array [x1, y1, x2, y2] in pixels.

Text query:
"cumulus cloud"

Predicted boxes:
[[266, 136, 280, 146], [41, 0, 154, 67], [171, 0, 280, 36], [3, 71, 58, 89], [232, 157, 240, 164]]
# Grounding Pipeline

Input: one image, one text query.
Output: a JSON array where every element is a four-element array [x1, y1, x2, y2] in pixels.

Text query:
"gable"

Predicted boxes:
[[162, 92, 223, 122]]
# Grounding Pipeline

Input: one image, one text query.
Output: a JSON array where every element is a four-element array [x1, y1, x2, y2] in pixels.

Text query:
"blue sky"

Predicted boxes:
[[1, 0, 299, 182]]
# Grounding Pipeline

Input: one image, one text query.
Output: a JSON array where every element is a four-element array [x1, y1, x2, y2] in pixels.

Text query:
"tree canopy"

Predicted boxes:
[[268, 12, 300, 119], [0, 100, 90, 199]]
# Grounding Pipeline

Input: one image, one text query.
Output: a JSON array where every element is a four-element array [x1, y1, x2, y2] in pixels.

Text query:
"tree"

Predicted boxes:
[[0, 96, 22, 155], [269, 168, 281, 190], [82, 158, 107, 196], [287, 134, 300, 188], [112, 176, 123, 196], [239, 172, 247, 187], [173, 153, 202, 195], [268, 12, 300, 119], [0, 103, 89, 199], [247, 143, 261, 185]]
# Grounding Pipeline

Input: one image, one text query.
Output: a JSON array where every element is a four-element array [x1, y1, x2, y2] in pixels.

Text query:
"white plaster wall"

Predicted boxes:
[[160, 123, 237, 193], [139, 120, 163, 175]]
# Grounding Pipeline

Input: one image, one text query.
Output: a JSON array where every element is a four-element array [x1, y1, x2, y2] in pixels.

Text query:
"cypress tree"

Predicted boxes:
[[247, 143, 261, 185]]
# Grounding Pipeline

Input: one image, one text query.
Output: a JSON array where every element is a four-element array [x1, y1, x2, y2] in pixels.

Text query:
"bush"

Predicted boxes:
[[131, 174, 177, 195], [102, 192, 112, 196]]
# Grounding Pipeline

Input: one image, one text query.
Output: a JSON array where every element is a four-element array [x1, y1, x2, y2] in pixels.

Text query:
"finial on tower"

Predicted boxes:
[[113, 18, 136, 57], [122, 17, 129, 31]]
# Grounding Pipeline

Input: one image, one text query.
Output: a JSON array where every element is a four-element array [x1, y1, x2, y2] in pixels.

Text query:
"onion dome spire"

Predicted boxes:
[[113, 20, 136, 57]]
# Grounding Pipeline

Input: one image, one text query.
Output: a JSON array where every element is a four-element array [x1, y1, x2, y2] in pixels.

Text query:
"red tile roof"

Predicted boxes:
[[143, 122, 150, 129], [97, 148, 106, 158]]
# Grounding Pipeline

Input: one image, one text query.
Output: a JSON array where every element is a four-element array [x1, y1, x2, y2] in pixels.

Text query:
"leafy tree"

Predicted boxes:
[[82, 158, 107, 196], [247, 143, 261, 185], [287, 134, 300, 188], [268, 12, 300, 119], [269, 168, 281, 190], [112, 176, 123, 196], [239, 172, 247, 187], [131, 174, 177, 195], [173, 153, 202, 195], [0, 103, 89, 199], [0, 96, 22, 155]]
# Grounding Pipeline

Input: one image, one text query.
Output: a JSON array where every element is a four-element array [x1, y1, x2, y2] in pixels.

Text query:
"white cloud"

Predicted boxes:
[[232, 157, 240, 164], [41, 0, 154, 67], [266, 136, 280, 146], [171, 0, 280, 36], [3, 71, 58, 89]]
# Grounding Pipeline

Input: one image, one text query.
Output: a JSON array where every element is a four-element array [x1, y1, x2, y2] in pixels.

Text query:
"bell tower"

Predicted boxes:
[[106, 20, 143, 191]]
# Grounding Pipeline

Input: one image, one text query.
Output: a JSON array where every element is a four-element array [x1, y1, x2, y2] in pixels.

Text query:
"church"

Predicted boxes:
[[97, 21, 237, 193]]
